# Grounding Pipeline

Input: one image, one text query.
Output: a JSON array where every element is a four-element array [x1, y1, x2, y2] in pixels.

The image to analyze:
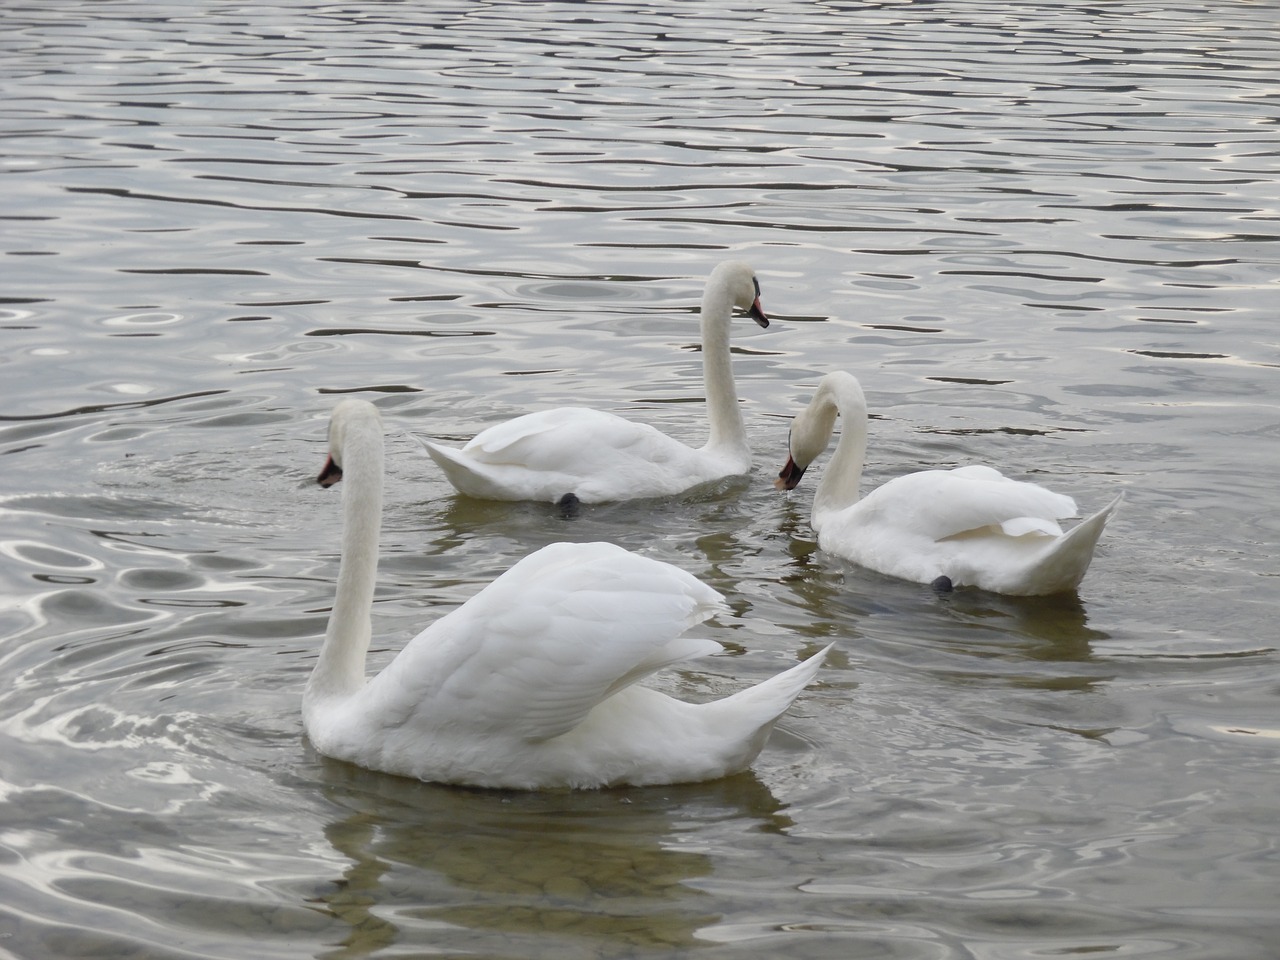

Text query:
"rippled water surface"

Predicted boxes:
[[2, 2, 1277, 958]]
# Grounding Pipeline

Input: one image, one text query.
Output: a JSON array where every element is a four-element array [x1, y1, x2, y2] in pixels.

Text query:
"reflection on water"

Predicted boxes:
[[937, 590, 1110, 664], [3, 1, 1279, 958], [309, 759, 792, 957]]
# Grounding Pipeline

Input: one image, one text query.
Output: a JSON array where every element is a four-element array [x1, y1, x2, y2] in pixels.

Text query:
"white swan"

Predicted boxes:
[[306, 399, 830, 789], [419, 261, 770, 504], [775, 371, 1122, 596]]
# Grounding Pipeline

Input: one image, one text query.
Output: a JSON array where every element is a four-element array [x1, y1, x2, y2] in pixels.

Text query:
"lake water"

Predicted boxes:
[[2, 2, 1277, 958]]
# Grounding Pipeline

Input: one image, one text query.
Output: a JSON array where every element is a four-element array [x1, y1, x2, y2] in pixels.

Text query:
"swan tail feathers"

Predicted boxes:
[[417, 436, 467, 473], [418, 436, 519, 500], [1016, 491, 1123, 595], [705, 643, 832, 751], [1059, 492, 1122, 554], [419, 433, 584, 502], [740, 642, 832, 719]]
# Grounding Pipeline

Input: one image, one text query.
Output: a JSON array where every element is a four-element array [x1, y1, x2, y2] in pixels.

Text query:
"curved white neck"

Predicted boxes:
[[810, 383, 869, 531], [307, 425, 383, 704], [700, 281, 747, 456]]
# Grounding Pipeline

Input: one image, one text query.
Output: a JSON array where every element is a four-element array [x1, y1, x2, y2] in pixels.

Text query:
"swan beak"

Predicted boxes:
[[748, 298, 769, 328], [775, 456, 807, 491], [317, 456, 344, 488]]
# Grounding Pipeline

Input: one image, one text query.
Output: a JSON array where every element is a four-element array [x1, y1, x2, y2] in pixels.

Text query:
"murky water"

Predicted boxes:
[[2, 2, 1277, 958]]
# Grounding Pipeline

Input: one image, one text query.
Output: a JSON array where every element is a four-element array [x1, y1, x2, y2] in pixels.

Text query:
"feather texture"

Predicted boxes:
[[420, 261, 770, 503], [777, 372, 1121, 595], [306, 399, 830, 789]]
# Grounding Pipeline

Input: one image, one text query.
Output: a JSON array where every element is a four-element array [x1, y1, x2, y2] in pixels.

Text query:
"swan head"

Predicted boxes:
[[774, 410, 834, 491], [318, 399, 382, 488], [774, 421, 827, 491], [774, 373, 858, 490], [709, 260, 769, 328]]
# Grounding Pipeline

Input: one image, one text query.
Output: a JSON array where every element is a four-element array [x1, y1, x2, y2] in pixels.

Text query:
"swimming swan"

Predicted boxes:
[[775, 371, 1122, 596], [419, 260, 770, 504], [306, 399, 830, 789]]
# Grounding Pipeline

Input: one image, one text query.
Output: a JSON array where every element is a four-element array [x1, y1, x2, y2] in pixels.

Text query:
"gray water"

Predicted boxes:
[[2, 2, 1277, 958]]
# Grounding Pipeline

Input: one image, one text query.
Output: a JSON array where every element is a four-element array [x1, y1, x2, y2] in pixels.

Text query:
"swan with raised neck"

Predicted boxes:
[[305, 399, 831, 789], [420, 260, 769, 504]]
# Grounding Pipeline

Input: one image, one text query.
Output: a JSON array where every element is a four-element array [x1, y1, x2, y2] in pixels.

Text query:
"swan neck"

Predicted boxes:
[[812, 386, 868, 529], [701, 281, 746, 455], [309, 424, 383, 703]]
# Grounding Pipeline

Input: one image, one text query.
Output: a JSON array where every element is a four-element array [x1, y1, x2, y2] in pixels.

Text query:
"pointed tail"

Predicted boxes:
[[706, 643, 833, 767], [417, 435, 461, 473], [1022, 491, 1124, 595], [417, 436, 502, 499]]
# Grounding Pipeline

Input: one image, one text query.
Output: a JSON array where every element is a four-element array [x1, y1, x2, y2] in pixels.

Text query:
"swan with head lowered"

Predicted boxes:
[[776, 371, 1122, 596], [305, 399, 831, 789], [419, 261, 769, 504]]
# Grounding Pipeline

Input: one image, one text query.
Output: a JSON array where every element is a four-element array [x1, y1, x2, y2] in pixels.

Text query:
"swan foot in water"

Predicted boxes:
[[931, 575, 954, 593], [557, 492, 581, 519]]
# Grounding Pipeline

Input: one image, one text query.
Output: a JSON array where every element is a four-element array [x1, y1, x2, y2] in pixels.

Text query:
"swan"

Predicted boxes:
[[775, 371, 1122, 596], [419, 260, 770, 504], [306, 398, 831, 789]]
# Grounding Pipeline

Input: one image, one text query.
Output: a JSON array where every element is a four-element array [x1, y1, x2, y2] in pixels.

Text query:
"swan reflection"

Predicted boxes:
[[307, 756, 791, 958]]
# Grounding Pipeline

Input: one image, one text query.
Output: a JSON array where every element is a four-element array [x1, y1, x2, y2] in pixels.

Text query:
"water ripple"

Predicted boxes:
[[2, 2, 1278, 958]]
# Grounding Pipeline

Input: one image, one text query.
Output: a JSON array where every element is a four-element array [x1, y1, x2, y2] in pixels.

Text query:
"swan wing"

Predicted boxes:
[[465, 408, 603, 460], [465, 408, 675, 467], [421, 407, 711, 502], [864, 466, 1078, 541], [362, 542, 726, 742]]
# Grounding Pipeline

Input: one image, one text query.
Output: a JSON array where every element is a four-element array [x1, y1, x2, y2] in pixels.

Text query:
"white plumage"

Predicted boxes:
[[420, 261, 770, 503], [306, 399, 830, 789], [776, 371, 1121, 596]]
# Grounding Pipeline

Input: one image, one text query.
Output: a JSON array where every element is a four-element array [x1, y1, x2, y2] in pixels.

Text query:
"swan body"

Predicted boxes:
[[307, 399, 830, 789], [776, 372, 1122, 596], [420, 260, 770, 503]]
